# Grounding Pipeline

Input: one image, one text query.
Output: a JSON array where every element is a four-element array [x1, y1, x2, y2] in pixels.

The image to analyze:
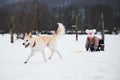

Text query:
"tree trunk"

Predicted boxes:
[[75, 15, 79, 41], [101, 13, 105, 40], [10, 16, 14, 43]]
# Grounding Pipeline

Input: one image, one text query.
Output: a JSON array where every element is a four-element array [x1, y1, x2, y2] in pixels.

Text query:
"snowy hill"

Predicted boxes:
[[0, 34, 120, 80]]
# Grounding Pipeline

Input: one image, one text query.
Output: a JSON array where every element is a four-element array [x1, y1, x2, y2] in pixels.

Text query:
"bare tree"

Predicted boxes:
[[0, 7, 11, 34], [10, 15, 15, 43]]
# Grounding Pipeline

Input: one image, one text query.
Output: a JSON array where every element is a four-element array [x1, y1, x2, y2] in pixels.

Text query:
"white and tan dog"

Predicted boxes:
[[23, 23, 65, 64]]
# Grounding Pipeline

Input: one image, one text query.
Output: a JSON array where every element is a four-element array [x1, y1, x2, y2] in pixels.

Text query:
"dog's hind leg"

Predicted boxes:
[[48, 46, 55, 59], [55, 49, 62, 59], [48, 50, 54, 59], [41, 50, 47, 62], [48, 49, 62, 59], [24, 51, 35, 64]]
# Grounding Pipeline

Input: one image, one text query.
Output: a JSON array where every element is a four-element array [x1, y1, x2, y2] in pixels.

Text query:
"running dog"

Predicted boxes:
[[23, 23, 65, 64]]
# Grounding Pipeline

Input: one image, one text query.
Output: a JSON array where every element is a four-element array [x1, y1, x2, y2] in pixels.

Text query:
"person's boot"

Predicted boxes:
[[100, 44, 104, 51]]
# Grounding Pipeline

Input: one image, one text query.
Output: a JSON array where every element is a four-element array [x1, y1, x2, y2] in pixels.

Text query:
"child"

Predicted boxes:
[[85, 29, 104, 51]]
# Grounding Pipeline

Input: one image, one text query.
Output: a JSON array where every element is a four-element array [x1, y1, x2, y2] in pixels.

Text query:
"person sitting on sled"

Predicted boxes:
[[85, 29, 100, 51]]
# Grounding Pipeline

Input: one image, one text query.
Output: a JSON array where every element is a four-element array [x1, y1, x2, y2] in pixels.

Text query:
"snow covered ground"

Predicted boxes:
[[0, 34, 120, 80]]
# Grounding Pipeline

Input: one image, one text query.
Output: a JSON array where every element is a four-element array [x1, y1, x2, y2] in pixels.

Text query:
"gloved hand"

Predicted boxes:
[[94, 45, 98, 51], [85, 45, 89, 51]]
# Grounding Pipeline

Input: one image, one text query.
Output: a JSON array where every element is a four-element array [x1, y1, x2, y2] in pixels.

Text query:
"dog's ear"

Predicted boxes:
[[28, 32, 32, 38], [25, 33, 28, 37]]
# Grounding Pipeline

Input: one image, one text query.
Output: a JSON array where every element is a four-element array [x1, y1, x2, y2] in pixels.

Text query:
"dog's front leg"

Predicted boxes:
[[24, 51, 35, 64]]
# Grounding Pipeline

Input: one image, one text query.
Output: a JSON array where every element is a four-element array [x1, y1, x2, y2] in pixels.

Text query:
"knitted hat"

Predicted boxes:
[[85, 29, 96, 37]]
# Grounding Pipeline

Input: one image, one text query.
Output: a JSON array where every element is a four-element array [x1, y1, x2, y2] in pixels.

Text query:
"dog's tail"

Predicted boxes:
[[55, 23, 65, 37]]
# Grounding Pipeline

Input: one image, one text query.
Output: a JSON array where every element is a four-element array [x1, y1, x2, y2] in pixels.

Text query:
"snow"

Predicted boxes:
[[0, 34, 120, 80]]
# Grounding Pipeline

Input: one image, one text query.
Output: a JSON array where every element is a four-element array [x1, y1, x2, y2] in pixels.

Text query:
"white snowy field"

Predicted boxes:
[[0, 34, 120, 80]]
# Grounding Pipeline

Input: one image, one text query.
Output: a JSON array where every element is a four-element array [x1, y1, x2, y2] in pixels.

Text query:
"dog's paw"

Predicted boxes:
[[48, 57, 51, 59], [24, 61, 27, 64]]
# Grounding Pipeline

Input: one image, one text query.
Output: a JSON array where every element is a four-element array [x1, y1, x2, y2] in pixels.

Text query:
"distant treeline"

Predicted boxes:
[[0, 0, 120, 34]]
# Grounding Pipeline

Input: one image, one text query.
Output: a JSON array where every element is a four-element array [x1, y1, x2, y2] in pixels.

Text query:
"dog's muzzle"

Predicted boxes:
[[23, 43, 25, 45], [23, 43, 30, 48]]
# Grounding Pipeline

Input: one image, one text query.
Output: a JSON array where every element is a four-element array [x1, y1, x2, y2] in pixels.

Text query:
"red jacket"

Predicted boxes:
[[86, 36, 99, 46]]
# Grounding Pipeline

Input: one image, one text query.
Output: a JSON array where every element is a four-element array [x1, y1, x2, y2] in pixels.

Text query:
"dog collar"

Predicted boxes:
[[32, 41, 36, 48]]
